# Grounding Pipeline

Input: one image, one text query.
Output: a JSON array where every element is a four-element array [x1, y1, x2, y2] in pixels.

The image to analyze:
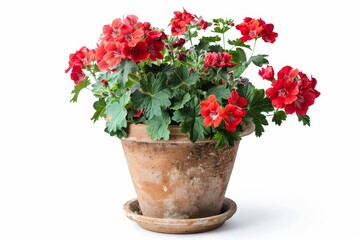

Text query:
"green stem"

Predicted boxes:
[[188, 30, 193, 47], [222, 32, 226, 50], [250, 38, 258, 58]]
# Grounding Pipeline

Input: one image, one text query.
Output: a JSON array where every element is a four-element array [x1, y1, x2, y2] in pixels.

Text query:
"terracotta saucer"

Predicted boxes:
[[122, 197, 237, 234]]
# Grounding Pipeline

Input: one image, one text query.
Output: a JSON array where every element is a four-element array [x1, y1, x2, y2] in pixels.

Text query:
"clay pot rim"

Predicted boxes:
[[122, 122, 255, 143]]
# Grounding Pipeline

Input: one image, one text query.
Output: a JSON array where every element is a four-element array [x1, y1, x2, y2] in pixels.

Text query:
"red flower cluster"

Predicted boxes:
[[96, 15, 166, 70], [236, 17, 278, 43], [169, 8, 208, 36], [204, 52, 237, 68], [200, 91, 247, 132], [65, 47, 94, 84], [260, 66, 320, 116]]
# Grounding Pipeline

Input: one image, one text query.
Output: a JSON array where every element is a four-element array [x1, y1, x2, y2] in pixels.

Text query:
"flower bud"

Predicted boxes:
[[100, 79, 109, 86], [177, 52, 186, 61]]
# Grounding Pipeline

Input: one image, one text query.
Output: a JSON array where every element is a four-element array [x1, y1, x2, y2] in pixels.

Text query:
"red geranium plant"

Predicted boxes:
[[65, 9, 320, 148]]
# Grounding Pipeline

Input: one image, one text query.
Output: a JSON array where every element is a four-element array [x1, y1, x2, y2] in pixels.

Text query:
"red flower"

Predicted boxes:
[[235, 18, 263, 42], [199, 19, 208, 30], [95, 42, 108, 71], [70, 65, 85, 85], [220, 104, 247, 132], [284, 73, 320, 115], [123, 41, 150, 62], [266, 79, 299, 109], [204, 52, 237, 68], [200, 95, 224, 128], [119, 24, 144, 47], [170, 20, 188, 36], [258, 65, 274, 80], [258, 19, 278, 43], [277, 66, 299, 81], [146, 37, 165, 61], [102, 18, 122, 41], [228, 90, 247, 108], [236, 18, 277, 43], [102, 41, 126, 68], [170, 8, 194, 36], [172, 8, 194, 25], [65, 46, 94, 73]]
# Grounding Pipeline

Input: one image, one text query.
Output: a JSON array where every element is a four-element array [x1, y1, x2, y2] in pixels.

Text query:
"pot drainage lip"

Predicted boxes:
[[122, 197, 237, 234]]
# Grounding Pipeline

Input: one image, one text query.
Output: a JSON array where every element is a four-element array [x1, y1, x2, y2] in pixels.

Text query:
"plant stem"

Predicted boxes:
[[188, 30, 193, 47], [250, 39, 258, 58], [222, 32, 226, 49]]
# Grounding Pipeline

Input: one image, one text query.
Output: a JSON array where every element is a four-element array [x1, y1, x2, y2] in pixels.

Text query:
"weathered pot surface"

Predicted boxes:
[[121, 123, 254, 220]]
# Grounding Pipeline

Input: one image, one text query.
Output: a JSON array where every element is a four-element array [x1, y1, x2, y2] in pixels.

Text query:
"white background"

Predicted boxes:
[[0, 0, 359, 239]]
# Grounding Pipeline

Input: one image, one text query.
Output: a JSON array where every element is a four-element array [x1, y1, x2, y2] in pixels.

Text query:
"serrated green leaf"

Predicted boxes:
[[214, 130, 240, 148], [272, 110, 287, 126], [298, 114, 310, 126], [117, 59, 139, 85], [227, 39, 251, 49], [70, 78, 90, 102], [209, 44, 223, 53], [143, 63, 175, 74], [251, 113, 268, 137], [168, 65, 199, 89], [104, 92, 130, 132], [238, 84, 273, 137], [207, 85, 231, 100], [91, 98, 106, 122], [145, 112, 171, 140], [195, 39, 210, 51], [104, 126, 127, 139], [229, 48, 248, 76], [172, 97, 209, 142], [132, 73, 171, 119], [249, 54, 269, 67], [200, 36, 222, 43], [171, 92, 192, 110]]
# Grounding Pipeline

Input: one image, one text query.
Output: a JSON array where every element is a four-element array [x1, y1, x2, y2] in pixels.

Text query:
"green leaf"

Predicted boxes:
[[143, 63, 175, 74], [200, 36, 222, 43], [172, 97, 209, 142], [145, 112, 171, 140], [104, 127, 127, 139], [272, 110, 287, 126], [207, 85, 231, 100], [194, 40, 210, 51], [238, 84, 274, 137], [229, 48, 248, 76], [168, 65, 199, 89], [171, 91, 192, 110], [209, 44, 223, 53], [91, 98, 106, 122], [229, 48, 247, 64], [132, 73, 171, 119], [117, 59, 139, 85], [298, 114, 310, 126], [70, 78, 90, 102], [249, 54, 269, 67], [251, 113, 268, 137], [214, 130, 240, 148], [104, 92, 130, 132], [102, 59, 138, 86], [227, 39, 251, 49]]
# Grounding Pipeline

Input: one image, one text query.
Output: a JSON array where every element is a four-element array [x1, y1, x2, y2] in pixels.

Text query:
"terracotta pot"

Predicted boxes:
[[121, 123, 254, 219]]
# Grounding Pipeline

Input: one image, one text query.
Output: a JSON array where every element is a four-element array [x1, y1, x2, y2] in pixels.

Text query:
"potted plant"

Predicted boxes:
[[65, 8, 320, 233]]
